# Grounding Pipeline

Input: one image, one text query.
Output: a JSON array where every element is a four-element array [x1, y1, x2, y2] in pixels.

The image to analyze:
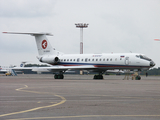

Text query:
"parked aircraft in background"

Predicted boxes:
[[3, 32, 155, 79], [0, 66, 8, 74], [0, 66, 17, 76]]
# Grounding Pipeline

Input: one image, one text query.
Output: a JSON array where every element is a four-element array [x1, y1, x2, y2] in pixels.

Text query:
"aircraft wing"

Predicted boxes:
[[12, 65, 97, 72], [11, 65, 108, 74], [33, 65, 96, 72], [12, 65, 95, 69]]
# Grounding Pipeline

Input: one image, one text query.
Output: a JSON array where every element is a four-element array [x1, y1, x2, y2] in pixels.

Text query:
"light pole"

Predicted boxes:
[[75, 23, 89, 54]]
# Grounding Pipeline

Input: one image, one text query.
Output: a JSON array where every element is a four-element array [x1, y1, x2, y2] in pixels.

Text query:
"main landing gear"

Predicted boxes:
[[93, 73, 104, 79], [54, 74, 64, 79], [94, 75, 103, 79], [93, 71, 104, 79], [54, 71, 65, 79]]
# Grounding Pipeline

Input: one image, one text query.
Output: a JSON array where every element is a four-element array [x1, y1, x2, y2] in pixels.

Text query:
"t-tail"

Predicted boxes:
[[19, 61, 27, 67], [3, 32, 62, 59]]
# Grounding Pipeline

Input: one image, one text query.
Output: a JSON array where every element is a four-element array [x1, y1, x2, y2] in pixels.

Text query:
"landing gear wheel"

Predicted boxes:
[[137, 76, 141, 80], [54, 74, 58, 79], [94, 75, 97, 79], [136, 75, 141, 80], [93, 75, 103, 79], [54, 74, 64, 79]]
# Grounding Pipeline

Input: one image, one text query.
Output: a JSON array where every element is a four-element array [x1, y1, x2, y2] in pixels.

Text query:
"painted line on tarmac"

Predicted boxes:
[[0, 85, 66, 117], [7, 114, 160, 120]]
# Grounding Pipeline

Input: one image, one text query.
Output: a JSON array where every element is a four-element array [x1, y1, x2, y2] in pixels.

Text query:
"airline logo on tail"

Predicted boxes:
[[20, 64, 23, 67], [42, 40, 47, 49]]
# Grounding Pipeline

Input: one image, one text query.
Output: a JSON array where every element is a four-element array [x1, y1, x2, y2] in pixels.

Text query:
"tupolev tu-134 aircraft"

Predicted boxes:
[[3, 32, 155, 79]]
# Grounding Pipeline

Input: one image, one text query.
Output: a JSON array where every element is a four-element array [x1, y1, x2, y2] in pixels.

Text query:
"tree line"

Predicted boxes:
[[141, 67, 160, 75]]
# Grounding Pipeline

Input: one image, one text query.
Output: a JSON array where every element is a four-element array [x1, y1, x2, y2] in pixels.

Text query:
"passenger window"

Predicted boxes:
[[110, 59, 112, 61], [85, 58, 88, 62], [88, 59, 90, 61], [96, 59, 98, 61], [61, 59, 63, 62], [73, 59, 75, 61], [77, 58, 80, 62], [67, 59, 69, 61], [70, 59, 72, 61], [103, 59, 105, 61], [99, 59, 101, 61], [92, 59, 94, 61], [64, 59, 66, 61], [81, 59, 83, 61], [107, 59, 109, 61]]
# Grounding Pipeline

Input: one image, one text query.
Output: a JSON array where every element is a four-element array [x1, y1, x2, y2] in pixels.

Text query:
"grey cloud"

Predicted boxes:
[[0, 0, 57, 18]]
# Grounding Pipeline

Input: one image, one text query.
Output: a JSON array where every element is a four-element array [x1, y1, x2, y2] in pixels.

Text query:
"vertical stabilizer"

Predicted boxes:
[[33, 34, 57, 56], [3, 32, 61, 56]]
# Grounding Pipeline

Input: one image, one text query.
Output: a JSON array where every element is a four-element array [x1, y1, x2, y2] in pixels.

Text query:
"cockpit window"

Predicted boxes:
[[139, 55, 151, 61]]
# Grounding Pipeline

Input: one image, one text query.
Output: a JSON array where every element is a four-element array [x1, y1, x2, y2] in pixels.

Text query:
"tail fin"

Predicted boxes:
[[3, 32, 61, 56], [20, 62, 27, 67]]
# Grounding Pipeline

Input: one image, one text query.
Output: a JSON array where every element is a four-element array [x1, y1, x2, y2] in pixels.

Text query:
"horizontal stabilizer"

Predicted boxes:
[[3, 31, 62, 57], [3, 32, 53, 36]]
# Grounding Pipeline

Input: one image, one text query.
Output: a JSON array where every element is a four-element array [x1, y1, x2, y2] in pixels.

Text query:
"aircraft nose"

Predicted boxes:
[[150, 61, 155, 67]]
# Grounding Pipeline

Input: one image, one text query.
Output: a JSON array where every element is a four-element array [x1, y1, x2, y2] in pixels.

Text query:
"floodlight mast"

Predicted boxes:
[[75, 23, 89, 54]]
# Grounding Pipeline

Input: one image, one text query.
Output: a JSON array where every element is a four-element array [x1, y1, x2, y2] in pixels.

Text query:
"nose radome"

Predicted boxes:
[[150, 61, 155, 67]]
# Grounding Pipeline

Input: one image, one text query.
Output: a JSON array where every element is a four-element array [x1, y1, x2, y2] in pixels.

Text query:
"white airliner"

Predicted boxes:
[[0, 66, 8, 74], [3, 32, 155, 79], [0, 66, 17, 76], [0, 62, 27, 76]]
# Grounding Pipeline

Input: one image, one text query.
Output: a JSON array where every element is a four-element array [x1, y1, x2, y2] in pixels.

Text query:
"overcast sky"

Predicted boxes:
[[0, 0, 160, 68]]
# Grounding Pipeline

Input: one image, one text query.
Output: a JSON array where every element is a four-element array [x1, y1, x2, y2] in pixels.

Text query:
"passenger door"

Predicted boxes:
[[125, 57, 129, 65]]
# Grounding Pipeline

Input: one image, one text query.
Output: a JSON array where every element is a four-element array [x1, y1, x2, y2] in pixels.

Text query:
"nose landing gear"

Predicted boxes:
[[132, 71, 141, 80], [135, 75, 141, 80]]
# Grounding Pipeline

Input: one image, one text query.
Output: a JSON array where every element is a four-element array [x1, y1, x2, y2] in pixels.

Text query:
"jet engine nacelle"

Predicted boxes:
[[39, 56, 60, 64]]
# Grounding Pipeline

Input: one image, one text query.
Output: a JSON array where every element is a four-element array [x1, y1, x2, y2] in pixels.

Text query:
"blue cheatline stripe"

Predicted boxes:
[[49, 62, 149, 68]]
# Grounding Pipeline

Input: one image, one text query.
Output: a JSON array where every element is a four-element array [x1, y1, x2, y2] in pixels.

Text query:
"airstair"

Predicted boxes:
[[11, 69, 17, 76]]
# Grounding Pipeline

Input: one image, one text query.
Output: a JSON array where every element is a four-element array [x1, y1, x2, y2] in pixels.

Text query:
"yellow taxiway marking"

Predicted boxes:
[[0, 85, 66, 117], [7, 114, 160, 120]]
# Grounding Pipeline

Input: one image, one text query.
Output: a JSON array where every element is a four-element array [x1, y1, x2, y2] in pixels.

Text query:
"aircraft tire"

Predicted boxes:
[[101, 75, 103, 79], [58, 75, 61, 79], [54, 74, 58, 79], [94, 75, 98, 79], [136, 76, 141, 80], [94, 75, 103, 79], [60, 75, 64, 79], [54, 74, 64, 79], [138, 76, 141, 80]]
